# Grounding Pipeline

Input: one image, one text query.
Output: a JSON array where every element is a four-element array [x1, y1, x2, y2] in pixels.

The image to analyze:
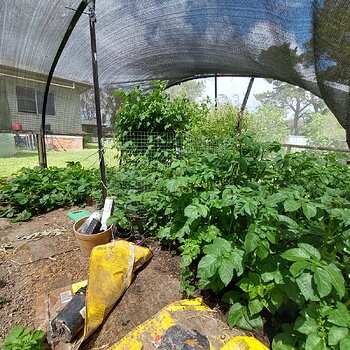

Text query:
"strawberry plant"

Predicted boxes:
[[0, 162, 101, 221], [1, 326, 45, 350]]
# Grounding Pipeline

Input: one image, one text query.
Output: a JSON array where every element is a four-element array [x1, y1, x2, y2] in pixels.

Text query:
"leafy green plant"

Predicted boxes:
[[114, 80, 207, 134], [272, 301, 350, 349], [0, 162, 101, 221], [190, 102, 246, 139], [107, 209, 130, 230], [248, 104, 289, 143], [197, 237, 244, 292], [1, 326, 45, 350], [126, 135, 350, 349], [2, 122, 350, 350], [113, 80, 208, 162]]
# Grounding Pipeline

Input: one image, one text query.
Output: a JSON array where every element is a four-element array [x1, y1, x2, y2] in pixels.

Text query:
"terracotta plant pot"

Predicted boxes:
[[73, 217, 111, 257]]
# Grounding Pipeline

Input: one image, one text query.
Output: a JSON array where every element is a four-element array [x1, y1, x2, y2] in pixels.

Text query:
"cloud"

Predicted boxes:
[[245, 20, 303, 55]]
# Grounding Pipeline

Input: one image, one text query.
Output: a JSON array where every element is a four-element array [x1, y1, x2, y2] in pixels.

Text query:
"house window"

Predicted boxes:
[[16, 86, 56, 116], [37, 92, 56, 116], [16, 86, 36, 113]]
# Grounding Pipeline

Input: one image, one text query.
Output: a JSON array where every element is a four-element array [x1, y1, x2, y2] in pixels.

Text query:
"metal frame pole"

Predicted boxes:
[[240, 77, 255, 114], [40, 2, 87, 168], [88, 0, 107, 201], [214, 74, 218, 109], [237, 77, 255, 133]]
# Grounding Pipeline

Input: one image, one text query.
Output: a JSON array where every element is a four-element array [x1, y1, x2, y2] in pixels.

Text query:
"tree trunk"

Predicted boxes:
[[292, 100, 301, 135]]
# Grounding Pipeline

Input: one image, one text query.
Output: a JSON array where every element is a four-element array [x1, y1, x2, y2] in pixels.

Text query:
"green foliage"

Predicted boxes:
[[249, 104, 289, 143], [82, 135, 90, 148], [1, 326, 45, 350], [190, 103, 247, 140], [113, 80, 208, 161], [197, 237, 244, 291], [114, 80, 207, 134], [2, 122, 350, 350], [121, 135, 350, 350], [255, 80, 326, 135], [0, 162, 101, 221], [301, 111, 346, 148]]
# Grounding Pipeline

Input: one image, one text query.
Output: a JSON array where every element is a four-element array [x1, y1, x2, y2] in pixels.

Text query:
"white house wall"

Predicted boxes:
[[5, 76, 82, 135]]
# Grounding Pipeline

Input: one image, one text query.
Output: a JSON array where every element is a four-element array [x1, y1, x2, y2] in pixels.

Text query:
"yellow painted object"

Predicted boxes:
[[66, 241, 267, 350], [221, 336, 269, 350], [110, 298, 209, 350], [109, 298, 269, 350], [71, 280, 87, 293], [71, 240, 152, 349]]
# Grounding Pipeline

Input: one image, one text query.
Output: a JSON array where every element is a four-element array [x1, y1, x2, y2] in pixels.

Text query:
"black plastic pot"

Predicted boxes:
[[113, 224, 132, 239]]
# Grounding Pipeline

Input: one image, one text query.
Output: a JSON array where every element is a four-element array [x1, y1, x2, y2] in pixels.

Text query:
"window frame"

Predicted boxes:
[[16, 85, 56, 116], [15, 86, 37, 114], [37, 91, 56, 116]]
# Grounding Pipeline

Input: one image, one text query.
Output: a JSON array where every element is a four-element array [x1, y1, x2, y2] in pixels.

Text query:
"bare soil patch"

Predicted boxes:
[[0, 207, 182, 348]]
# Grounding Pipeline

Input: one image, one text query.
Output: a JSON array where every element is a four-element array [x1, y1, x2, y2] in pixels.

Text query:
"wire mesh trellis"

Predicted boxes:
[[111, 131, 242, 209], [116, 130, 239, 165], [117, 131, 183, 164]]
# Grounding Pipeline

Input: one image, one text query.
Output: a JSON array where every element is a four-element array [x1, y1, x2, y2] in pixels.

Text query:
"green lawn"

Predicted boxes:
[[0, 147, 120, 179]]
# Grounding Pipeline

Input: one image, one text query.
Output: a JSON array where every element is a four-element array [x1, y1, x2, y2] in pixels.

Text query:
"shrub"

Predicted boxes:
[[114, 80, 207, 134], [113, 80, 208, 162]]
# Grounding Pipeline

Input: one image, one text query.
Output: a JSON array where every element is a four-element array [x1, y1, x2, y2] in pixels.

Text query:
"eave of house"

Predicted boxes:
[[0, 64, 92, 93]]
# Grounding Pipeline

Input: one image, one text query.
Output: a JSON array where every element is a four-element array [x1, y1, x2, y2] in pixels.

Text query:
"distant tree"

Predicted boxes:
[[302, 0, 350, 84], [249, 104, 289, 143], [255, 80, 327, 135], [301, 111, 346, 148], [167, 79, 206, 102], [80, 85, 123, 126]]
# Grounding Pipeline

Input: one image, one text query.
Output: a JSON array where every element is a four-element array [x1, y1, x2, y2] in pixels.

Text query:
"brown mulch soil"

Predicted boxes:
[[0, 207, 182, 347]]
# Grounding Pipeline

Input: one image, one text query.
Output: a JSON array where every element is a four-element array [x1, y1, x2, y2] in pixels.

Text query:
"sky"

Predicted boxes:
[[202, 77, 273, 111]]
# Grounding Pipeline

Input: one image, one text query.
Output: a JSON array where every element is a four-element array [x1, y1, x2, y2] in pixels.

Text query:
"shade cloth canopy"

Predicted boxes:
[[1, 0, 349, 136]]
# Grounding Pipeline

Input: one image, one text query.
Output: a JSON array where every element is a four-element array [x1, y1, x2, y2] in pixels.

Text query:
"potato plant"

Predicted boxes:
[[135, 135, 350, 349]]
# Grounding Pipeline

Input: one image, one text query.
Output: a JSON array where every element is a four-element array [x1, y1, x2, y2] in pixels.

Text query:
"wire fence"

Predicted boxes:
[[116, 131, 241, 164], [0, 129, 349, 180]]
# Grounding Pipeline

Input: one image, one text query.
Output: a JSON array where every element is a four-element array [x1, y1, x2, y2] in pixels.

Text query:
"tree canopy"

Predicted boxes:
[[167, 79, 206, 103], [255, 80, 327, 135]]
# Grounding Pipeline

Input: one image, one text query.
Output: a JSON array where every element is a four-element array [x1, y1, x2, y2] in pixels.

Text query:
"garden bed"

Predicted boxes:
[[0, 207, 184, 348], [2, 130, 350, 349]]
